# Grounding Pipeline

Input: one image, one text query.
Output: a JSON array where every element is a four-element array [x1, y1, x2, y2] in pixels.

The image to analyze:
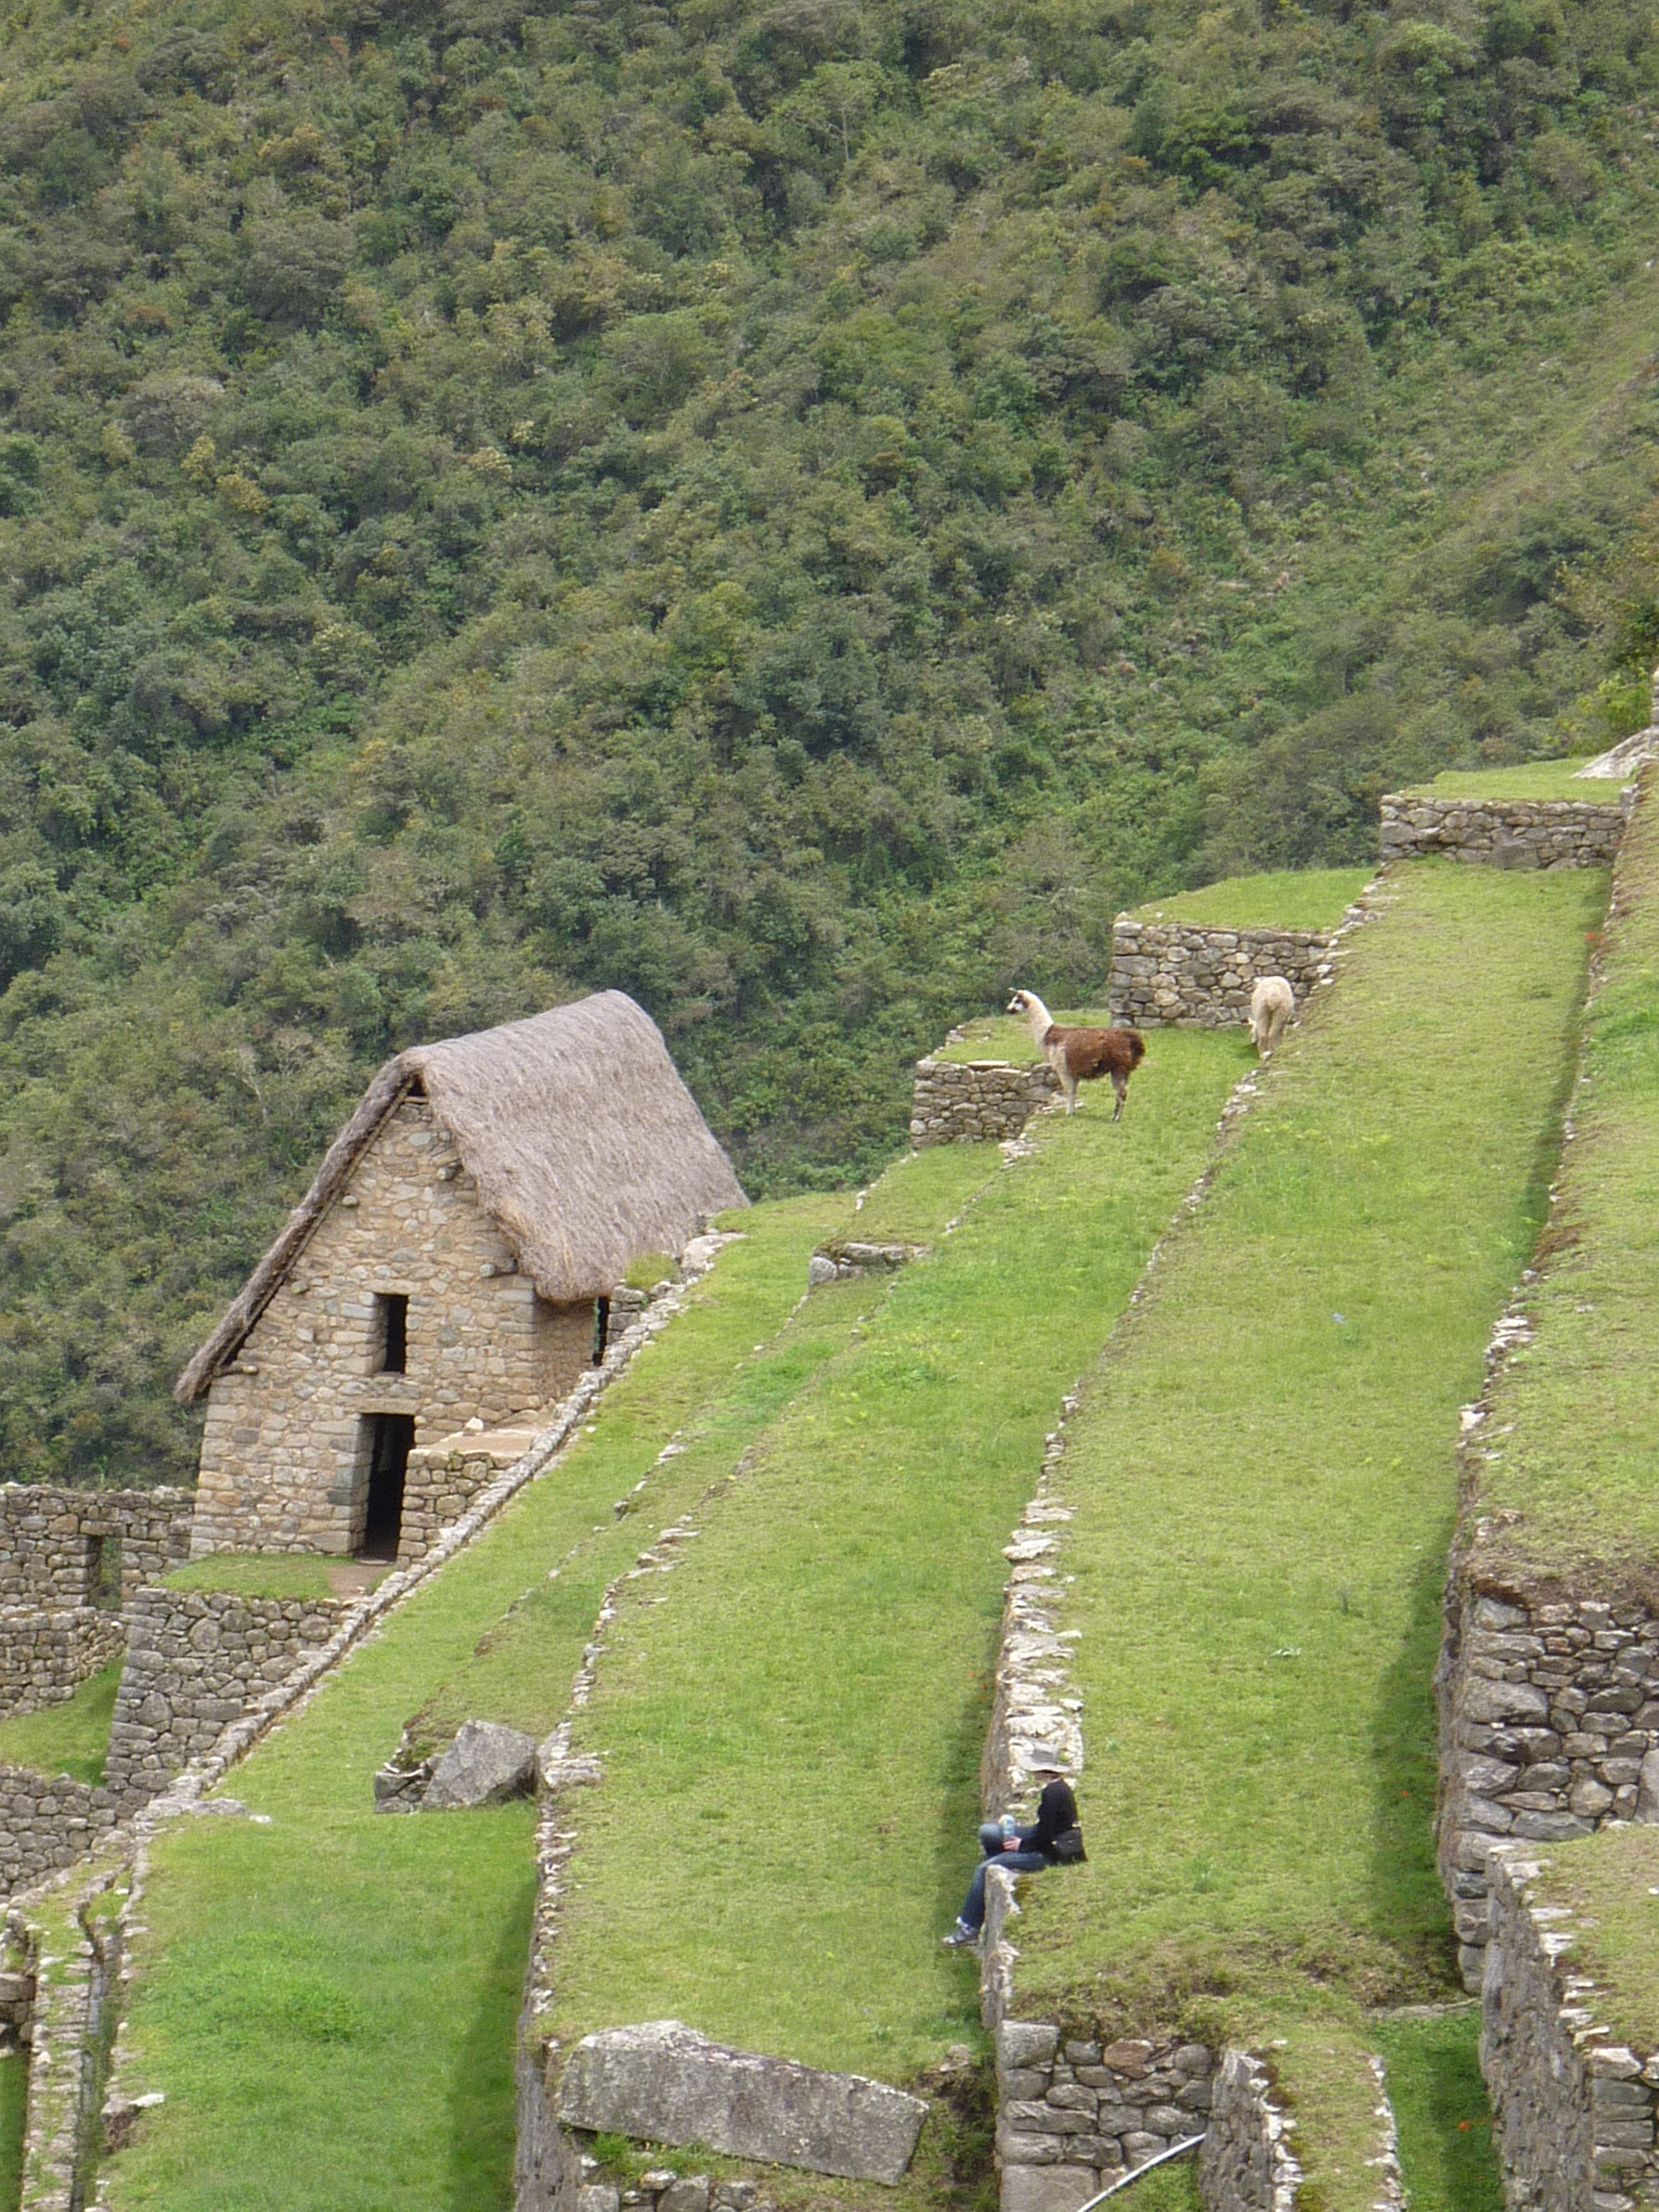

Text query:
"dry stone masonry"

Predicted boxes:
[[992, 2019, 1211, 2204], [104, 1588, 350, 1806], [0, 1489, 192, 1613], [1378, 792, 1630, 868], [1479, 1841, 1659, 2212], [0, 1614, 125, 1726], [1196, 2052, 1302, 2212], [0, 1771, 118, 1897], [1436, 1576, 1659, 1992], [911, 1058, 1059, 1147], [1107, 921, 1332, 1029]]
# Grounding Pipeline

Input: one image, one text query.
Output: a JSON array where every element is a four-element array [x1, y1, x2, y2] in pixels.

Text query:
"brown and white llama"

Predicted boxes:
[[1008, 991, 1146, 1120]]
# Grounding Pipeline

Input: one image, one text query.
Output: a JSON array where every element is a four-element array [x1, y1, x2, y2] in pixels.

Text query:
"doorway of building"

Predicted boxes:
[[357, 1413, 414, 1560]]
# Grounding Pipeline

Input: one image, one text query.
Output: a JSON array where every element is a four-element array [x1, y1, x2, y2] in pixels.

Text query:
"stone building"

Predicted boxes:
[[176, 992, 745, 1560]]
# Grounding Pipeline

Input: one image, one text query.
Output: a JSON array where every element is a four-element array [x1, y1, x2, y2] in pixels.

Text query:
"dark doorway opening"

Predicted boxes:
[[374, 1293, 408, 1374], [87, 1536, 122, 1611], [358, 1413, 414, 1559]]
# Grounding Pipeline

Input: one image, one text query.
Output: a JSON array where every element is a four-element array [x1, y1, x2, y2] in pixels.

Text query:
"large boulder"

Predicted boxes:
[[422, 1720, 537, 1809], [556, 2022, 928, 2183]]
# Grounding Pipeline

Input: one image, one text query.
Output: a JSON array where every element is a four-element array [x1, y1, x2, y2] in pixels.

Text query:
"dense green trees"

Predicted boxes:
[[1, 0, 1658, 1478]]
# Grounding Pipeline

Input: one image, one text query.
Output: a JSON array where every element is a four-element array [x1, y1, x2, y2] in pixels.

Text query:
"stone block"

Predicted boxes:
[[1000, 2023, 1061, 2070], [423, 1720, 538, 1809], [557, 2022, 928, 2183], [1000, 2167, 1102, 2212]]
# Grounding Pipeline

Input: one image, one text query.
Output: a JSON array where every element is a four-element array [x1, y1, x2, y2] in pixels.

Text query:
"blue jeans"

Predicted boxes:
[[961, 1823, 1047, 1932]]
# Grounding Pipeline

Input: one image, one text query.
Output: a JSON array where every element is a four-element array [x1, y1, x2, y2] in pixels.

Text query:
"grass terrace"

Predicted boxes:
[[545, 1029, 1252, 2083], [1460, 777, 1659, 1572], [104, 1185, 942, 2212], [1127, 866, 1372, 932], [1402, 761, 1631, 803], [0, 1660, 122, 1786], [1004, 862, 1602, 2205]]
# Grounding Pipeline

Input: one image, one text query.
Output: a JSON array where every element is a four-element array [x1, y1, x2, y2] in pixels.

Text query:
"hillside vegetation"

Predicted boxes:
[[4, 0, 1659, 1478]]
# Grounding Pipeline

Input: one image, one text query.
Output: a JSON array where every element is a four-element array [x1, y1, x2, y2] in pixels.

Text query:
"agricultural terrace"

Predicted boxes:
[[100, 1180, 963, 2212], [1008, 862, 1605, 2206], [1460, 767, 1659, 1575], [544, 1030, 1250, 2082]]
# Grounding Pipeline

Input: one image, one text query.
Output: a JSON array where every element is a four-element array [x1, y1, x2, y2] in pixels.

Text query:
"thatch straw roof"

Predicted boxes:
[[177, 991, 746, 1402]]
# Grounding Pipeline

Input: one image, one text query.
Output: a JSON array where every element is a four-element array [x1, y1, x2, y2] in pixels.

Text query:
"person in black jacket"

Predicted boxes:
[[943, 1776, 1082, 1947]]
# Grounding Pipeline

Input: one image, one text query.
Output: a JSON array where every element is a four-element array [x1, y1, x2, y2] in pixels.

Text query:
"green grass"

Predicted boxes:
[[0, 2050, 23, 2212], [0, 1660, 123, 1786], [1128, 867, 1373, 931], [105, 1174, 1026, 2212], [546, 1032, 1251, 2082], [163, 1555, 341, 1599], [1375, 2011, 1503, 2212], [1467, 784, 1659, 1571], [1536, 1825, 1659, 2049], [998, 864, 1603, 2198], [1404, 761, 1631, 801]]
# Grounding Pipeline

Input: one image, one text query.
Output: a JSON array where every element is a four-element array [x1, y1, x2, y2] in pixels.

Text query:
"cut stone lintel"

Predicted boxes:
[[555, 2022, 928, 2184]]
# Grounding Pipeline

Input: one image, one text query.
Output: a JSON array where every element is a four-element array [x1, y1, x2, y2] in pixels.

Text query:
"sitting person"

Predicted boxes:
[[943, 1775, 1083, 1948]]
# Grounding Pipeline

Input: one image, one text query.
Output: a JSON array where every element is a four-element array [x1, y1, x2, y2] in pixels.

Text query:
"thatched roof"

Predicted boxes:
[[177, 991, 746, 1402]]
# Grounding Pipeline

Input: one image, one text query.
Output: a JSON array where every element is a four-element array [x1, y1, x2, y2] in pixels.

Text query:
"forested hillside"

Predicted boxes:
[[1, 0, 1658, 1479]]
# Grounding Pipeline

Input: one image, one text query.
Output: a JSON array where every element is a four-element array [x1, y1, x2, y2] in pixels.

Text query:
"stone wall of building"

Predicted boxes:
[[1435, 1574, 1659, 1992], [104, 1587, 349, 1805], [0, 1610, 126, 1725], [191, 1094, 598, 1555], [1107, 922, 1333, 1029], [0, 1488, 193, 1610], [0, 1768, 119, 1897], [992, 2018, 1211, 2209], [1378, 793, 1630, 868], [911, 1059, 1057, 1147], [1479, 1840, 1659, 2212]]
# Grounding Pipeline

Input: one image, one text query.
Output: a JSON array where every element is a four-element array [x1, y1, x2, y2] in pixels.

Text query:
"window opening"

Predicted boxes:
[[87, 1536, 122, 1612], [374, 1294, 408, 1375], [592, 1296, 611, 1366], [357, 1413, 414, 1560]]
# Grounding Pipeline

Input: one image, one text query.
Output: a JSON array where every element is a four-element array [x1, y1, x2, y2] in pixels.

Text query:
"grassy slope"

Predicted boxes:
[[1375, 2011, 1503, 2212], [1406, 764, 1636, 801], [1469, 779, 1659, 1571], [1004, 864, 1600, 2201], [1128, 868, 1374, 931], [0, 1659, 122, 1784], [103, 1187, 911, 2212], [548, 1031, 1248, 2083], [0, 2051, 20, 2212]]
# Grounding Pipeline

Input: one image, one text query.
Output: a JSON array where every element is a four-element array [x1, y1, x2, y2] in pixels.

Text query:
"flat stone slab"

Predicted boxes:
[[422, 1720, 537, 1809], [557, 2021, 928, 2182]]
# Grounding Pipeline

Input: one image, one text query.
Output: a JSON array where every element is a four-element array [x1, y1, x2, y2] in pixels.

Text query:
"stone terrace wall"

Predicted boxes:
[[1435, 1579, 1659, 1991], [1480, 1840, 1659, 2212], [992, 2018, 1211, 2210], [1379, 793, 1630, 868], [104, 1586, 348, 1805], [1196, 2052, 1302, 2212], [0, 1610, 125, 1724], [0, 1768, 118, 1898], [0, 1488, 192, 1609], [1107, 921, 1332, 1029], [911, 1058, 1057, 1147]]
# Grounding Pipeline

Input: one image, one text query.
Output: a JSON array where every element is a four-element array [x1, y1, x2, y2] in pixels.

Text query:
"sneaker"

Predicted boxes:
[[941, 1922, 979, 1949]]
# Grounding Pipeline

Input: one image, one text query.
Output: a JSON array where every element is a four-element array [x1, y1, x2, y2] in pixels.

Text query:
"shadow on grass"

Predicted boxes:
[[446, 1849, 539, 2212], [932, 1633, 1004, 1954], [1374, 2010, 1503, 2212], [1365, 1532, 1463, 1996]]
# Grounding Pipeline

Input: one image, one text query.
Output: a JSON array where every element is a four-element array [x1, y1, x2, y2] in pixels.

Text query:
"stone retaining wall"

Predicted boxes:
[[1196, 2052, 1301, 2212], [1378, 794, 1629, 868], [104, 1587, 348, 1805], [911, 1059, 1057, 1147], [1435, 1574, 1659, 1991], [15, 1867, 124, 2212], [1480, 1840, 1659, 2211], [0, 1609, 126, 1724], [1107, 921, 1332, 1029], [992, 2018, 1211, 2209], [0, 1488, 192, 1610], [0, 1769, 119, 1897]]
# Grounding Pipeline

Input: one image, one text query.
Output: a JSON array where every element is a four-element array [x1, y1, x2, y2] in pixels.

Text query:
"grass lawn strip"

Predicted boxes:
[[1407, 764, 1634, 802], [1462, 773, 1659, 1573], [0, 1662, 123, 1787], [1371, 2010, 1503, 2212], [1128, 867, 1372, 932], [545, 1030, 1250, 2086], [1007, 863, 1601, 2202], [100, 1170, 999, 2212]]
